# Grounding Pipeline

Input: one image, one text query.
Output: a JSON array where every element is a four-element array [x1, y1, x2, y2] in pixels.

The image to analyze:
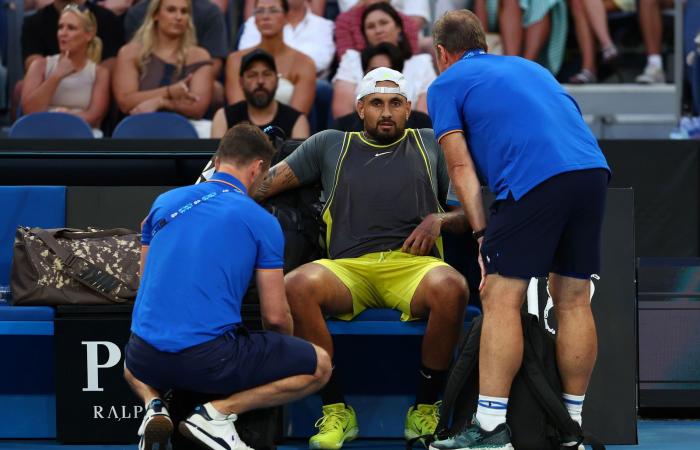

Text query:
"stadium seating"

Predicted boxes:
[[112, 112, 199, 139], [8, 112, 94, 139]]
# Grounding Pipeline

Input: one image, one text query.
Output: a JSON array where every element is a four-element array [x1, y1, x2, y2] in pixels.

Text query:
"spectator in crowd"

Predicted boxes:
[[332, 2, 436, 118], [244, 0, 327, 17], [456, 0, 566, 75], [338, 0, 430, 28], [333, 43, 432, 131], [94, 0, 134, 17], [113, 0, 213, 119], [499, 0, 567, 72], [636, 0, 674, 84], [568, 0, 619, 83], [124, 0, 228, 80], [21, 4, 110, 131], [255, 67, 469, 450], [435, 0, 488, 29], [124, 123, 331, 450], [211, 49, 309, 139], [237, 0, 335, 77], [334, 0, 421, 59], [21, 0, 124, 71], [226, 0, 316, 115]]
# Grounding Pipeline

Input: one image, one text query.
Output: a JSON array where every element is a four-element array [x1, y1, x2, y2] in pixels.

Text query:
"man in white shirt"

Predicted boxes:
[[238, 0, 335, 77]]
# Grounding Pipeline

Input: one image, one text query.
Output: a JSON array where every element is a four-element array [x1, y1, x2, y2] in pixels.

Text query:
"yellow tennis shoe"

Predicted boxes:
[[309, 403, 359, 449], [405, 402, 441, 444]]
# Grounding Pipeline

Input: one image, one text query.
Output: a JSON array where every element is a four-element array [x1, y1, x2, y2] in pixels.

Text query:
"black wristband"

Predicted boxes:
[[472, 228, 486, 240]]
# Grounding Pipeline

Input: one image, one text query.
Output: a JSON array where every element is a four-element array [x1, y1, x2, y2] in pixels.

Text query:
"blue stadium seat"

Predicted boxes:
[[8, 112, 94, 138], [112, 112, 199, 139], [0, 186, 66, 286]]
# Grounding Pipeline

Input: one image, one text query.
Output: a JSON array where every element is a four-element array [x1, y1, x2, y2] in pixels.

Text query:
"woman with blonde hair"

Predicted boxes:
[[21, 4, 110, 130], [113, 0, 212, 120]]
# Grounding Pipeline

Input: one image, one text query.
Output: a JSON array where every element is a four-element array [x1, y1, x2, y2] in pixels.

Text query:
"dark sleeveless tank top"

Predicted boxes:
[[223, 101, 301, 139], [321, 130, 444, 259]]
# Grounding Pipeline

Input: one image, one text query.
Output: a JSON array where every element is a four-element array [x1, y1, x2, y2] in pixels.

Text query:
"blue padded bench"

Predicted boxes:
[[0, 305, 55, 438], [286, 305, 482, 438], [326, 305, 482, 335], [0, 305, 54, 335]]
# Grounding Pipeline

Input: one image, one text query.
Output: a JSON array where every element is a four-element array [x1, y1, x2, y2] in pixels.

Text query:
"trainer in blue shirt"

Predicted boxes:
[[123, 124, 330, 450], [427, 11, 609, 450]]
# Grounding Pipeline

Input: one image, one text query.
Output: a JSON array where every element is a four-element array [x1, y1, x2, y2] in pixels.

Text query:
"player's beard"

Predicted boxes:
[[365, 118, 404, 144]]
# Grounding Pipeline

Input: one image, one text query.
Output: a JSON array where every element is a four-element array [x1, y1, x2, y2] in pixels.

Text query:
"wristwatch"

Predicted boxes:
[[472, 228, 486, 240]]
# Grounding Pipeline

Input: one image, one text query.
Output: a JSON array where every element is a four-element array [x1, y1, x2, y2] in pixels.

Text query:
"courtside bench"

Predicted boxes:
[[285, 306, 482, 439], [0, 305, 55, 438]]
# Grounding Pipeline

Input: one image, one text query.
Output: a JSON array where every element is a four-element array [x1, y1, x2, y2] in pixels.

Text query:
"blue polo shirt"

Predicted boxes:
[[131, 172, 284, 352], [428, 52, 609, 200]]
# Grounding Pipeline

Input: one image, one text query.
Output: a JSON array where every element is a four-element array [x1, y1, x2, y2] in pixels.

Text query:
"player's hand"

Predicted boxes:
[[402, 214, 442, 256], [477, 236, 487, 291]]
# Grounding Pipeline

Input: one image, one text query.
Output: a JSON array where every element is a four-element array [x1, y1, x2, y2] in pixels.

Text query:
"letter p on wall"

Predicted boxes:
[[82, 341, 122, 392]]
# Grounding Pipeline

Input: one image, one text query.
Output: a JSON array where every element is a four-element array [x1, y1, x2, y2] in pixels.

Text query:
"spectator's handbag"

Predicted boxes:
[[10, 227, 141, 306]]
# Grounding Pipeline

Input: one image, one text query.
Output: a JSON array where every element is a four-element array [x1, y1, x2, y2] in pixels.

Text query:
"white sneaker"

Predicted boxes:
[[635, 64, 665, 84], [138, 398, 173, 450], [179, 404, 253, 450]]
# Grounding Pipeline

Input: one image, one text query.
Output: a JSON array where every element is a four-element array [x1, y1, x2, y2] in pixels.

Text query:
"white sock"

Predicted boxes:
[[563, 393, 585, 426], [475, 395, 508, 432], [203, 402, 229, 420], [648, 54, 663, 69]]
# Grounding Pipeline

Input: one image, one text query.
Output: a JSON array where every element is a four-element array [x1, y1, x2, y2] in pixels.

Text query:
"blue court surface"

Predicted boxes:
[[0, 420, 697, 450]]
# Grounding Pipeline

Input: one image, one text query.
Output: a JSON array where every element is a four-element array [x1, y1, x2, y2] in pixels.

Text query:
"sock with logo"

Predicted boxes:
[[562, 393, 585, 426], [320, 365, 346, 406], [203, 402, 228, 420], [648, 54, 663, 69], [475, 395, 508, 432], [415, 365, 448, 406]]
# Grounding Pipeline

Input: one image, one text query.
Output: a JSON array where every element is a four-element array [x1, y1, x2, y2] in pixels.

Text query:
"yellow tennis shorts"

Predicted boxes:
[[313, 250, 450, 321]]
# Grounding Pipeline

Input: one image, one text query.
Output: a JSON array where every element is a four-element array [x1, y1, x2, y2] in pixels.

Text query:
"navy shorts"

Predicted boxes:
[[124, 327, 317, 395], [481, 169, 608, 279]]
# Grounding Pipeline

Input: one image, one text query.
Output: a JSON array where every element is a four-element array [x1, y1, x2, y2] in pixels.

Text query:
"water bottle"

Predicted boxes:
[[0, 285, 11, 304]]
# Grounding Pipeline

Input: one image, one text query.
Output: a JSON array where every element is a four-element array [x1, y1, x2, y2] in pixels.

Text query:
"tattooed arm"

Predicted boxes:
[[252, 161, 302, 202]]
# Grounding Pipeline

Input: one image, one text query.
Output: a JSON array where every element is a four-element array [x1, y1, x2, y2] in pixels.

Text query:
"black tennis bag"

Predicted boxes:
[[407, 312, 605, 450], [262, 138, 324, 273]]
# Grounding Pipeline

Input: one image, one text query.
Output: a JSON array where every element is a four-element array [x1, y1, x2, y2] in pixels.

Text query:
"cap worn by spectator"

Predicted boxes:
[[239, 49, 277, 77]]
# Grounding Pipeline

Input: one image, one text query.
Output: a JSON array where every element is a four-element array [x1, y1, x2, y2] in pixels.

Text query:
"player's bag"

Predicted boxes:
[[10, 227, 140, 305], [197, 132, 324, 273], [262, 138, 324, 273], [407, 311, 606, 450]]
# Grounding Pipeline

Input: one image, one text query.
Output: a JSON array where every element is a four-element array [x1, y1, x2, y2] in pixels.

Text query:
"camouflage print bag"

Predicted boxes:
[[10, 227, 141, 306]]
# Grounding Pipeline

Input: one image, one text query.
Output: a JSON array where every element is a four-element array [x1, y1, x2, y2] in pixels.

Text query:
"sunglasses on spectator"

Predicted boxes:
[[63, 3, 89, 13]]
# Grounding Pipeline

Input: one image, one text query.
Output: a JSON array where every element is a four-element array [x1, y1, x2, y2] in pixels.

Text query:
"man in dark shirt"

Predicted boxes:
[[211, 49, 309, 139], [124, 0, 228, 78], [255, 68, 470, 450], [21, 0, 124, 71]]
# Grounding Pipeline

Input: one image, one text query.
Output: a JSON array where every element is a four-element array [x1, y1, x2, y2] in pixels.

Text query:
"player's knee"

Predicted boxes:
[[428, 271, 469, 312], [285, 266, 322, 308], [312, 345, 332, 386]]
